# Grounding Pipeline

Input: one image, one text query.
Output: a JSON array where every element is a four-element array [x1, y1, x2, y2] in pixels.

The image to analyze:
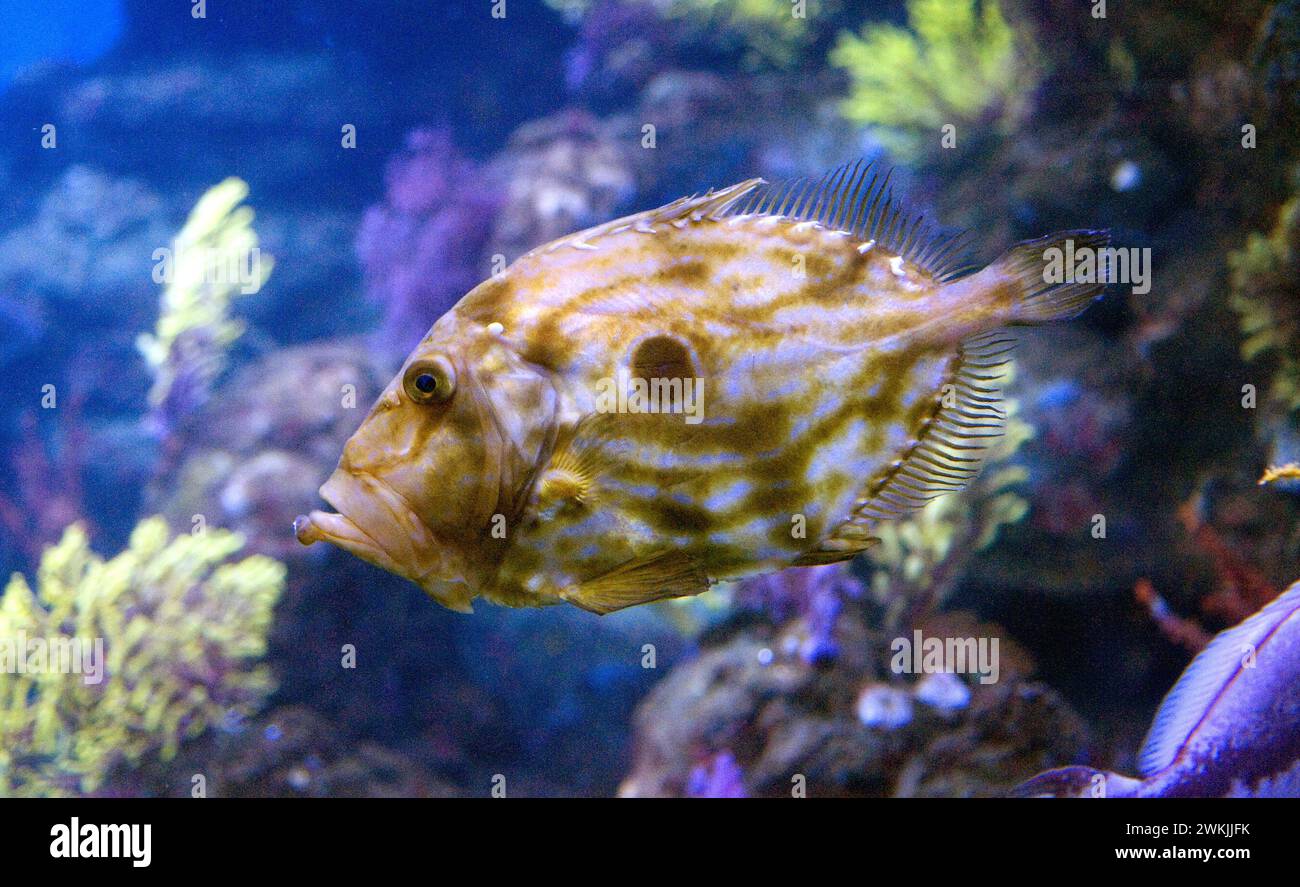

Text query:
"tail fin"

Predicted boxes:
[[998, 230, 1110, 324]]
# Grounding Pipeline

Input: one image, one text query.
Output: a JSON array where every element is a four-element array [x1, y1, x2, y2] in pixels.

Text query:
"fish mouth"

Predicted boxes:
[[294, 468, 474, 609]]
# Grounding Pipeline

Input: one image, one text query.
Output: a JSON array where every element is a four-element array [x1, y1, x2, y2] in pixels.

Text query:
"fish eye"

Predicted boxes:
[[402, 356, 456, 405]]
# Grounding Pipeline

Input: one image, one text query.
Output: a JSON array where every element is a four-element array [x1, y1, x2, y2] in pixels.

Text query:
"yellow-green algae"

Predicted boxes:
[[831, 0, 1037, 159], [546, 0, 837, 68], [136, 177, 273, 414], [0, 518, 283, 796], [1229, 192, 1300, 413]]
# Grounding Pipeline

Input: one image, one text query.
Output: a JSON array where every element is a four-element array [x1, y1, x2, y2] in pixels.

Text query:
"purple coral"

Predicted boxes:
[[356, 130, 500, 361], [686, 750, 747, 798], [734, 563, 863, 665]]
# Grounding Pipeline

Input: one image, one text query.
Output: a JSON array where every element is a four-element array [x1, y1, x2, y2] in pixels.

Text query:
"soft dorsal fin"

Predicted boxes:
[[1137, 580, 1300, 777], [534, 178, 764, 256], [721, 159, 975, 281], [832, 330, 1012, 529]]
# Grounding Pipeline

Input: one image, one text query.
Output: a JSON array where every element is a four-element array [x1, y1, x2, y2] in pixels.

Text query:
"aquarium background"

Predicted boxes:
[[1, 0, 1298, 797]]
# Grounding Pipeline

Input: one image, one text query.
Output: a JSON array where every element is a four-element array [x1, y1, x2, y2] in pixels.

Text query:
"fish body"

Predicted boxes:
[[1015, 581, 1300, 798], [295, 162, 1107, 614]]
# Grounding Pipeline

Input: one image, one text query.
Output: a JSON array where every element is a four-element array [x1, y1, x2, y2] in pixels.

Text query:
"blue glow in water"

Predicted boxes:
[[0, 0, 123, 91]]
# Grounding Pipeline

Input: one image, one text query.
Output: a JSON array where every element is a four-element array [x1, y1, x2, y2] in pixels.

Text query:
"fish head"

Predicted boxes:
[[294, 313, 558, 611]]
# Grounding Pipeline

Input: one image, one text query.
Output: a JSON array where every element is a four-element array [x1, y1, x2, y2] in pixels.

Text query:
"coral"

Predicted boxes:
[[550, 0, 836, 77], [619, 589, 1086, 797], [486, 111, 636, 265], [733, 561, 862, 665], [1260, 462, 1300, 485], [1134, 578, 1212, 654], [1176, 495, 1281, 624], [655, 0, 836, 68], [356, 129, 500, 362], [0, 408, 90, 570], [831, 0, 1037, 159], [686, 750, 747, 798], [0, 518, 283, 796], [0, 165, 169, 323], [1229, 190, 1300, 413], [136, 177, 273, 436]]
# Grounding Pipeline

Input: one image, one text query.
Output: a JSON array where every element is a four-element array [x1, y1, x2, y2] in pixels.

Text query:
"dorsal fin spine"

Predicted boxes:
[[837, 161, 870, 230], [715, 160, 975, 280]]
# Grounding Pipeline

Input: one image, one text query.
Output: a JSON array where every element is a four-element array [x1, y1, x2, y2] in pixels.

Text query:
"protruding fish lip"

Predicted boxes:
[[294, 508, 407, 582], [293, 468, 473, 611], [294, 469, 421, 574]]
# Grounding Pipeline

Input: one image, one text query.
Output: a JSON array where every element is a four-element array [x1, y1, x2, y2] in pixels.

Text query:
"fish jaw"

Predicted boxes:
[[294, 467, 474, 610]]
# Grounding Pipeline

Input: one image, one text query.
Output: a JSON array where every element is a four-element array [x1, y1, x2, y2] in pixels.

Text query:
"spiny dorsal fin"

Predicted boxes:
[[1137, 580, 1300, 777], [844, 330, 1013, 524], [534, 179, 764, 256], [721, 159, 975, 281]]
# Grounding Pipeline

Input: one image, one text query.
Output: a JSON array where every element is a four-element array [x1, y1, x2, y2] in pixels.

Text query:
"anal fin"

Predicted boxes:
[[818, 332, 1012, 543], [792, 533, 879, 566], [796, 517, 878, 565], [562, 550, 710, 615]]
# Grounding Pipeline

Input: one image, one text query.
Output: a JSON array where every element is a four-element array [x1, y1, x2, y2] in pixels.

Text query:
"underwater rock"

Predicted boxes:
[[618, 608, 1086, 795], [485, 110, 637, 265], [56, 54, 385, 194], [620, 582, 1085, 797], [244, 205, 363, 344], [116, 705, 460, 798], [0, 165, 168, 327]]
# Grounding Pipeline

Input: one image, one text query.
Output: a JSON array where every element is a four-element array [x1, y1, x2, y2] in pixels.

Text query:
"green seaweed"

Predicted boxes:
[[831, 0, 1037, 159], [0, 518, 284, 796], [136, 177, 273, 421], [1229, 191, 1300, 413]]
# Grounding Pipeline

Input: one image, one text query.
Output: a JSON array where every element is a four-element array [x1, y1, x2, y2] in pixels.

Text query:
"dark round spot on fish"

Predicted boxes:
[[631, 335, 695, 381]]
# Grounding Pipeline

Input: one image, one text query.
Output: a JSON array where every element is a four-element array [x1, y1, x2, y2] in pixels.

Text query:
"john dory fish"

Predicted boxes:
[[294, 162, 1107, 613]]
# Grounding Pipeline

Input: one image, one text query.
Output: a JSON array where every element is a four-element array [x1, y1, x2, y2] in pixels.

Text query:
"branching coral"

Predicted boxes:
[[136, 178, 273, 434], [0, 518, 283, 796], [831, 0, 1037, 158], [1229, 192, 1300, 413]]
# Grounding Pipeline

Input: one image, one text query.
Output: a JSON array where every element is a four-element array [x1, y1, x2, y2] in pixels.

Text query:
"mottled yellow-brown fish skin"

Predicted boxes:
[[297, 169, 1106, 614], [445, 191, 1014, 608]]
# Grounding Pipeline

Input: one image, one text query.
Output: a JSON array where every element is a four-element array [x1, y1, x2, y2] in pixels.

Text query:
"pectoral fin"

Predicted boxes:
[[562, 550, 710, 615], [534, 413, 619, 517]]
